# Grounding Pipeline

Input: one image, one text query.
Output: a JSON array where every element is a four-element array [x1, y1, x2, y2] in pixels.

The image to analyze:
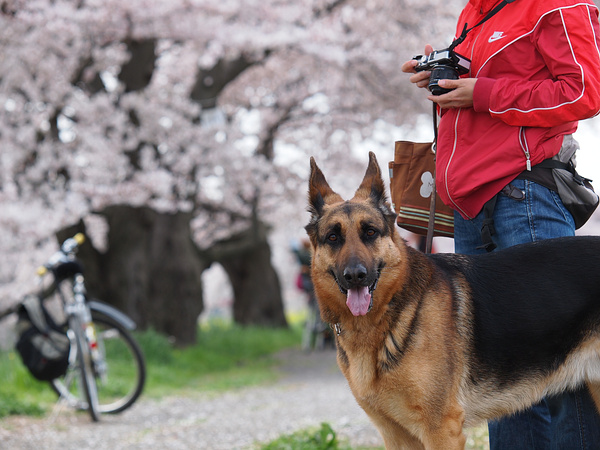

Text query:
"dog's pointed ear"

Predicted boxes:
[[307, 157, 343, 216], [354, 152, 387, 202], [353, 152, 397, 230], [306, 157, 343, 245]]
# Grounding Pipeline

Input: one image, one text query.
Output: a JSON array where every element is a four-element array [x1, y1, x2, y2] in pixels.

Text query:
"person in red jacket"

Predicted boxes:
[[403, 0, 600, 448]]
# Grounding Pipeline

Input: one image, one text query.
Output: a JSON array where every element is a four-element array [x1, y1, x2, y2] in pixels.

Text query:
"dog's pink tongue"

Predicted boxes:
[[346, 287, 371, 316]]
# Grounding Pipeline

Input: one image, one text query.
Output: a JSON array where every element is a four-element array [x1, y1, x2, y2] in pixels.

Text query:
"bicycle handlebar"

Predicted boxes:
[[38, 233, 86, 276], [0, 234, 88, 320]]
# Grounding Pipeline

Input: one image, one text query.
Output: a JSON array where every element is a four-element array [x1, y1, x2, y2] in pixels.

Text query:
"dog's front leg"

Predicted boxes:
[[421, 407, 466, 450], [422, 432, 466, 450], [371, 418, 424, 450]]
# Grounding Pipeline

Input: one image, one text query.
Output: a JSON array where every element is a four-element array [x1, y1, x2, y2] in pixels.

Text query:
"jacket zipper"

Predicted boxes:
[[519, 127, 532, 171], [445, 109, 473, 219]]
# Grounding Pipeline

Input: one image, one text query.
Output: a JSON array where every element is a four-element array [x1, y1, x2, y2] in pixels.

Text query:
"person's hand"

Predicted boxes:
[[401, 44, 434, 89], [428, 78, 477, 109]]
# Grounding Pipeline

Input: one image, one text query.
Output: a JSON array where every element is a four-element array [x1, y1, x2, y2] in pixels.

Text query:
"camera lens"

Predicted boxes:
[[428, 65, 459, 95]]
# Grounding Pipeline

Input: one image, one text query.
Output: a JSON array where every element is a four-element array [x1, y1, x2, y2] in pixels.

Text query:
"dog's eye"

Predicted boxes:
[[327, 233, 338, 242], [366, 228, 378, 238]]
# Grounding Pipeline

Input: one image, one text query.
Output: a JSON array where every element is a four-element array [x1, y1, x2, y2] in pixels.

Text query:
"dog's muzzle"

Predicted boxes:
[[331, 263, 382, 316]]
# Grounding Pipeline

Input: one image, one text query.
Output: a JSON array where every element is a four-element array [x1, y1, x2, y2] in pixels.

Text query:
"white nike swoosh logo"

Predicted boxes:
[[488, 33, 506, 43]]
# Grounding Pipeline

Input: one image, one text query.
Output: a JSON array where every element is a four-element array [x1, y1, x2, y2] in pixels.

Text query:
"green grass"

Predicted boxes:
[[142, 321, 302, 396], [0, 320, 302, 418], [465, 424, 490, 450], [259, 422, 489, 450], [0, 351, 55, 416], [260, 423, 353, 450]]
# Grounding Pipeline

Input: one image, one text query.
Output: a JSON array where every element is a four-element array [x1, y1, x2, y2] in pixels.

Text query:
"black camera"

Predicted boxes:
[[413, 48, 471, 95]]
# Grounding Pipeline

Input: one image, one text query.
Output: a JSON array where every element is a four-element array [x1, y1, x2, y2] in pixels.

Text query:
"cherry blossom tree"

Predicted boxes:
[[0, 0, 461, 343]]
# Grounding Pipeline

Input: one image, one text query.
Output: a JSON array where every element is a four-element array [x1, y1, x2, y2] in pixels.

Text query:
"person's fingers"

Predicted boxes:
[[401, 59, 418, 73], [410, 71, 432, 88], [427, 79, 476, 108]]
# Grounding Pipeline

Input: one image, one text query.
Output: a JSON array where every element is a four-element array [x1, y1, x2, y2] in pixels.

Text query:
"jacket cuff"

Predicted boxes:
[[473, 77, 496, 113]]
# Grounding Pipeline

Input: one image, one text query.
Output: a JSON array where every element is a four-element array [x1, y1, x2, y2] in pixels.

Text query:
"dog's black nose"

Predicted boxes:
[[343, 263, 368, 285]]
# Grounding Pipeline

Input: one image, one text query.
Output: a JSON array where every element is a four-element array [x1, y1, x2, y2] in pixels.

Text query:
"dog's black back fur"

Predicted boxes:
[[430, 236, 600, 385]]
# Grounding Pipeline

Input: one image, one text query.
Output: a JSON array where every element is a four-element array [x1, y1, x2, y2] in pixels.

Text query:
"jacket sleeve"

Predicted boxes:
[[473, 4, 600, 127]]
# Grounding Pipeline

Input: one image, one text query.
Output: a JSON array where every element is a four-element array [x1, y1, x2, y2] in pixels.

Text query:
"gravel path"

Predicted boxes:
[[0, 349, 384, 449]]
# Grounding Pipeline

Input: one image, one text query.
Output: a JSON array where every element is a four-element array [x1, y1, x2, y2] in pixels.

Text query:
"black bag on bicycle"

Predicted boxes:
[[15, 295, 70, 381]]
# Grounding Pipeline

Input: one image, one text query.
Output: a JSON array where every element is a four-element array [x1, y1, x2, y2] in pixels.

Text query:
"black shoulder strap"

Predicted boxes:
[[535, 159, 571, 172], [450, 0, 516, 51]]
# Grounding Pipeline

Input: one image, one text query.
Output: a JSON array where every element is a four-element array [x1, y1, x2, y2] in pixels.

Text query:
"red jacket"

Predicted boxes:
[[437, 0, 600, 219]]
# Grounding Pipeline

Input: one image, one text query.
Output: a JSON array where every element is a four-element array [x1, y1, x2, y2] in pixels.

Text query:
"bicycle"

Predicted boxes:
[[1, 233, 146, 421]]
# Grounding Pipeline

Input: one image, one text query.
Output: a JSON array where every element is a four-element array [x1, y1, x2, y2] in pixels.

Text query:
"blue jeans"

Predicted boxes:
[[454, 179, 600, 449]]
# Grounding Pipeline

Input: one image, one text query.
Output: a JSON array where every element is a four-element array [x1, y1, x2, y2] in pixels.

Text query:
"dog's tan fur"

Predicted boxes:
[[305, 152, 600, 449]]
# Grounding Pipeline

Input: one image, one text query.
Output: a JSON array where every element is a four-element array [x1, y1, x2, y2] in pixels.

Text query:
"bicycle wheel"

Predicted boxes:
[[52, 311, 145, 415], [69, 314, 101, 421]]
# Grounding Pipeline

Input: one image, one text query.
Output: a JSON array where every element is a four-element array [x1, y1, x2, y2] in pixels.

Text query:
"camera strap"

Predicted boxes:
[[446, 0, 516, 252], [425, 102, 440, 253], [450, 0, 516, 51], [425, 0, 516, 252]]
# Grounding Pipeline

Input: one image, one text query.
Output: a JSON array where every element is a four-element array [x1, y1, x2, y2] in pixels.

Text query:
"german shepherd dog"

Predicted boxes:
[[305, 152, 600, 449]]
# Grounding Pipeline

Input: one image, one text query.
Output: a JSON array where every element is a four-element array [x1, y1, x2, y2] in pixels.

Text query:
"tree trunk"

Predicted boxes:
[[60, 205, 287, 342], [59, 206, 208, 346], [209, 221, 288, 328], [119, 39, 157, 92]]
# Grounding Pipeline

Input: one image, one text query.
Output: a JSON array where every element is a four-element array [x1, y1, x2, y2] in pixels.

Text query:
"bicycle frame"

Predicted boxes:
[[37, 235, 102, 420], [40, 243, 105, 371]]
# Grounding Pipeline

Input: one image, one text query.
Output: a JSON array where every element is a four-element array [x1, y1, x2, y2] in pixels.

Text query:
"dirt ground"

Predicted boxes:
[[0, 347, 490, 449], [0, 349, 383, 449]]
